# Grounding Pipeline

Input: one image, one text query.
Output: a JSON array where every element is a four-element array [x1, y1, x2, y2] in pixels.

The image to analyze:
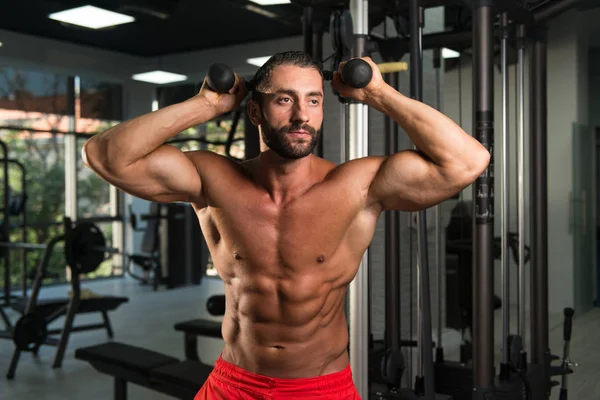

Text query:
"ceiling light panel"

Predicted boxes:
[[248, 0, 291, 5], [132, 71, 188, 85], [48, 6, 135, 30]]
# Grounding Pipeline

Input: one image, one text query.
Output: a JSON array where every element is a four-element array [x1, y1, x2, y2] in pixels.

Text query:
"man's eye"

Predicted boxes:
[[278, 97, 291, 103]]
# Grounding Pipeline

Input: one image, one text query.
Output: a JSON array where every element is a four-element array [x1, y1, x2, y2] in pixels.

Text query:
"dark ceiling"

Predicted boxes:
[[0, 0, 595, 58], [0, 0, 458, 57], [0, 0, 307, 57]]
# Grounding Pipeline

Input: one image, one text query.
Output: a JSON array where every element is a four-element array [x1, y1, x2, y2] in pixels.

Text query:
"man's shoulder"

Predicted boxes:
[[184, 150, 251, 186], [324, 156, 386, 183], [185, 149, 230, 163], [318, 156, 387, 214], [185, 150, 245, 170]]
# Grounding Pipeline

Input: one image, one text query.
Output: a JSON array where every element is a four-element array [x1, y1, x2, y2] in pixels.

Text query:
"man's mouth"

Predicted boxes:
[[288, 130, 311, 137]]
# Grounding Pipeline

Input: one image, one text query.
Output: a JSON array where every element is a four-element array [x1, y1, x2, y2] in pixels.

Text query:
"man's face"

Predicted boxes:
[[255, 65, 324, 159]]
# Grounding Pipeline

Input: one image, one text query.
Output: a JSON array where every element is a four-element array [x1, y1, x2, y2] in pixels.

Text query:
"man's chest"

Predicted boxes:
[[198, 183, 375, 268]]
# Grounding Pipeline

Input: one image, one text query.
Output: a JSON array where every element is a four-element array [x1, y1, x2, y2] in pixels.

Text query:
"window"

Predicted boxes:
[[0, 66, 124, 289], [157, 83, 246, 159]]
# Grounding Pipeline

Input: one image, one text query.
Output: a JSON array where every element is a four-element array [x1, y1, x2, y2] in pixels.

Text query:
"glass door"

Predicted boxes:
[[572, 122, 595, 313]]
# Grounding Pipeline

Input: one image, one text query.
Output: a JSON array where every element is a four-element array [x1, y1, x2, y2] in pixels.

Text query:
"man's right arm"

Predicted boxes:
[[82, 77, 247, 204]]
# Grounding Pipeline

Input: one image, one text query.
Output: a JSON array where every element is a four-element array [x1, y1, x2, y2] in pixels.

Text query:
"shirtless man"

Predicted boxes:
[[82, 51, 489, 399]]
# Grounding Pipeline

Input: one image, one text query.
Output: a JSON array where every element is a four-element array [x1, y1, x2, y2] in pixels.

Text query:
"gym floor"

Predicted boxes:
[[2, 277, 599, 400]]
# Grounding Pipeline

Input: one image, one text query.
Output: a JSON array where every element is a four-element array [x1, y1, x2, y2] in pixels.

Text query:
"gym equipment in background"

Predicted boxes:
[[0, 217, 128, 379], [126, 202, 164, 290], [0, 149, 30, 331], [75, 295, 227, 400]]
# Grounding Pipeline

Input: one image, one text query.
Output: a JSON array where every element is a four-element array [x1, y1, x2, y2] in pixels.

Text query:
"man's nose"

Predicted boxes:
[[292, 102, 309, 123]]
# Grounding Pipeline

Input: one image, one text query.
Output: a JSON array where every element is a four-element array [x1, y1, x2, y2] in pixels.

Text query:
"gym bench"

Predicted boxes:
[[173, 319, 222, 361], [75, 342, 214, 400], [173, 294, 225, 360], [75, 295, 226, 398]]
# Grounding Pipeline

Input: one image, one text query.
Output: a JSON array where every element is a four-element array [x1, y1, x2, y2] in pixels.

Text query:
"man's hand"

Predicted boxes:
[[197, 73, 249, 117], [331, 57, 387, 103]]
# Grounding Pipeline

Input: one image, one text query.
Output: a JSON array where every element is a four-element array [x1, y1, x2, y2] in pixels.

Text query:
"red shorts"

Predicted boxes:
[[194, 355, 361, 399]]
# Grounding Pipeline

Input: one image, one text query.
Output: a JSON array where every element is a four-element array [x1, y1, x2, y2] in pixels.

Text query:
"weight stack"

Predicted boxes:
[[495, 374, 527, 400], [527, 362, 552, 400], [370, 386, 454, 400], [434, 361, 474, 400]]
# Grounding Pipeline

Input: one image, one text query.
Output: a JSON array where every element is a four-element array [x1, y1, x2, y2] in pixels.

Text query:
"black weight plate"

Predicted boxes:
[[65, 221, 106, 274], [13, 312, 47, 352]]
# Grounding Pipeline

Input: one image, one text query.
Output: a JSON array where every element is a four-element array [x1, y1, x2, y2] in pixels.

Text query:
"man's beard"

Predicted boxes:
[[260, 121, 321, 160]]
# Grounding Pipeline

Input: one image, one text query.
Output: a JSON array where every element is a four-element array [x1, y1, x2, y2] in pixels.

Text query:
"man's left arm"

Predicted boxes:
[[332, 57, 490, 212], [366, 83, 490, 211]]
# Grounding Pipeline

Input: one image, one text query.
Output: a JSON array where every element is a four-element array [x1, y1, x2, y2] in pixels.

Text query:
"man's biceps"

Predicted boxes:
[[159, 161, 201, 193]]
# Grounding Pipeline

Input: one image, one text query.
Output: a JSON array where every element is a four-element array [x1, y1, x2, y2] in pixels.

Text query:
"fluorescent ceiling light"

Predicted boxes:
[[249, 0, 291, 5], [48, 5, 135, 30], [132, 70, 188, 85], [442, 48, 460, 59], [246, 56, 272, 67]]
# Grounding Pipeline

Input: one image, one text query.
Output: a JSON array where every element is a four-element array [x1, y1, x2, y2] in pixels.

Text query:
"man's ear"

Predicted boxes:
[[246, 99, 262, 126]]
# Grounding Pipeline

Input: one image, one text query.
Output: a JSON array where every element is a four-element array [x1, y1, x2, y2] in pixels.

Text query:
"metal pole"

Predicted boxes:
[[341, 104, 349, 163], [14, 161, 27, 298], [1, 141, 9, 305], [303, 6, 313, 60], [65, 76, 79, 223], [516, 23, 527, 348], [433, 48, 444, 362], [304, 6, 325, 158], [65, 76, 79, 284], [348, 1, 370, 398], [529, 25, 550, 383], [472, 2, 496, 397], [384, 72, 401, 355], [409, 1, 435, 398], [313, 19, 324, 70], [314, 26, 325, 158], [411, 1, 423, 390], [499, 11, 511, 381]]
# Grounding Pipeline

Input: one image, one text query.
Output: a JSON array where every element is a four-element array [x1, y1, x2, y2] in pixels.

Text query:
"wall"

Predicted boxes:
[[0, 29, 142, 83], [589, 49, 600, 245], [590, 49, 600, 132]]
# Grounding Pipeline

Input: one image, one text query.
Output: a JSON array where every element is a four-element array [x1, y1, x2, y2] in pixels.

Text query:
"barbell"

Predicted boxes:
[[0, 219, 119, 275]]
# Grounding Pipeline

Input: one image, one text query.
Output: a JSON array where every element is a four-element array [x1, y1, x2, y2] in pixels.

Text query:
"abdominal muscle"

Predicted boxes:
[[219, 277, 351, 379]]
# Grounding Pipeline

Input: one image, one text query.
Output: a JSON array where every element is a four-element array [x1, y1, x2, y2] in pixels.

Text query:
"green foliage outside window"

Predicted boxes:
[[0, 67, 245, 292]]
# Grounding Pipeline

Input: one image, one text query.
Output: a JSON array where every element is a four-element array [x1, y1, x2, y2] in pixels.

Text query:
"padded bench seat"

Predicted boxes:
[[11, 297, 68, 321], [77, 296, 129, 314], [173, 319, 222, 338], [75, 342, 212, 400], [173, 319, 222, 361]]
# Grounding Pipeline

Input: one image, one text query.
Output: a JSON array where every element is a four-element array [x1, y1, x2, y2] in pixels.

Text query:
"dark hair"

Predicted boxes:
[[251, 51, 323, 105]]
